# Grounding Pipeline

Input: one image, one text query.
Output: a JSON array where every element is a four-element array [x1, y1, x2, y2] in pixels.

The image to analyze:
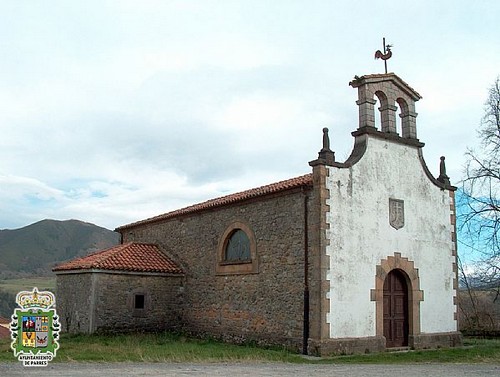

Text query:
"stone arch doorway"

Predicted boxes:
[[371, 253, 424, 349], [383, 269, 409, 347]]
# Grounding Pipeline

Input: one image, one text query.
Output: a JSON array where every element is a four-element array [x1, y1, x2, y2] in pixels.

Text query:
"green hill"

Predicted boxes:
[[0, 219, 120, 278]]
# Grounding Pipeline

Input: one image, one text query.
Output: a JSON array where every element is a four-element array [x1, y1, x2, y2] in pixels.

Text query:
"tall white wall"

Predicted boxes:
[[326, 134, 457, 338]]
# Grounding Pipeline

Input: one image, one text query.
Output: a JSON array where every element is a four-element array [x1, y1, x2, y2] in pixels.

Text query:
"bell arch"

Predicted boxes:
[[371, 252, 423, 342], [397, 97, 417, 138], [375, 90, 397, 134]]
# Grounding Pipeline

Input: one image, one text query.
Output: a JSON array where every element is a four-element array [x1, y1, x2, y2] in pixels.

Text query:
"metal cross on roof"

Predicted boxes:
[[374, 37, 393, 74]]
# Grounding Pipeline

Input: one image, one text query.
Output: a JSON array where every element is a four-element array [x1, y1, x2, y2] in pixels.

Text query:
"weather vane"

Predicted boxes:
[[374, 37, 393, 74]]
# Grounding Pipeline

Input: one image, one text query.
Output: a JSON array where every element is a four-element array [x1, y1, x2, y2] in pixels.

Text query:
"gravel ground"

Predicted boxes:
[[0, 362, 499, 376]]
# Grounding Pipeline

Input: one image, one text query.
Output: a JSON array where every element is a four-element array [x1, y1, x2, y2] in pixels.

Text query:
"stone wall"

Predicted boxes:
[[410, 332, 463, 350], [93, 272, 184, 333], [55, 271, 184, 334], [56, 273, 93, 333], [121, 188, 310, 350], [309, 336, 385, 356]]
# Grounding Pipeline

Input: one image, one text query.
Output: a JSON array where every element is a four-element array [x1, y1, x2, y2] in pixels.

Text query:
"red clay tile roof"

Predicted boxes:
[[117, 173, 313, 230], [52, 242, 183, 274]]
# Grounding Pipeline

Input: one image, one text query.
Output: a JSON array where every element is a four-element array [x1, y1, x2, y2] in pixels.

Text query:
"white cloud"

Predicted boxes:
[[0, 0, 499, 233], [0, 175, 63, 200]]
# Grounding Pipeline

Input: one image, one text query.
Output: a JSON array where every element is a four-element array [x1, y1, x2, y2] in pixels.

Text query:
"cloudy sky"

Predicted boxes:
[[1, 0, 499, 231]]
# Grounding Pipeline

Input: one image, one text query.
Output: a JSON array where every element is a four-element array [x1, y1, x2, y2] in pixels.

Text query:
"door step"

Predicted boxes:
[[386, 346, 410, 353]]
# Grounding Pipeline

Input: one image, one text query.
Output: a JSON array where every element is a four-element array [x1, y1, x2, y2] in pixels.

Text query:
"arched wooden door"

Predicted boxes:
[[383, 269, 409, 347]]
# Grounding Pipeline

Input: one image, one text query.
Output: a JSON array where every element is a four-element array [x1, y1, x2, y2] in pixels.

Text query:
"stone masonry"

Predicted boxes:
[[56, 272, 183, 334], [120, 186, 312, 350]]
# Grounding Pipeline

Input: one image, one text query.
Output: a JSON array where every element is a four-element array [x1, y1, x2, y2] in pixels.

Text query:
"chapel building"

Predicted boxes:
[[53, 73, 462, 355]]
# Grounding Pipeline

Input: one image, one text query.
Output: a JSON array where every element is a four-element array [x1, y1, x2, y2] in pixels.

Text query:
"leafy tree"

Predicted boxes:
[[461, 77, 500, 289]]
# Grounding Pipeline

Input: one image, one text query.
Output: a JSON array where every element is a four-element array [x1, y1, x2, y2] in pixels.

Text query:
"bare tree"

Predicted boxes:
[[458, 79, 500, 335], [461, 77, 500, 269]]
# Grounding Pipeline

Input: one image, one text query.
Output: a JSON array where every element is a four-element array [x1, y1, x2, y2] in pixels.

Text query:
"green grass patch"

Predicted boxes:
[[0, 332, 305, 363], [0, 277, 56, 295], [1, 334, 499, 364], [317, 338, 500, 364]]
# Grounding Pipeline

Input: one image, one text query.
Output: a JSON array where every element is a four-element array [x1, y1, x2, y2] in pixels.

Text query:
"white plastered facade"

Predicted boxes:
[[325, 133, 457, 338]]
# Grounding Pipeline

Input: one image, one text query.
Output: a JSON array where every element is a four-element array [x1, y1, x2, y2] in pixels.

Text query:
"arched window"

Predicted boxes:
[[216, 221, 258, 275], [225, 229, 251, 262]]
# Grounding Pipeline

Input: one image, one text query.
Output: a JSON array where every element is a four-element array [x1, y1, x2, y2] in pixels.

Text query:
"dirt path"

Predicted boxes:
[[1, 362, 499, 376]]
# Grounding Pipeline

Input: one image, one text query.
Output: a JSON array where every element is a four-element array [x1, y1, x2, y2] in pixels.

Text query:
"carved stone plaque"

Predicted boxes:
[[389, 198, 404, 230]]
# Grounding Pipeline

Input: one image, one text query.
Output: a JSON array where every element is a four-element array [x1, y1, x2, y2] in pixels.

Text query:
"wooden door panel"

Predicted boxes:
[[395, 296, 405, 316], [383, 296, 390, 313], [395, 320, 405, 339], [383, 270, 409, 348]]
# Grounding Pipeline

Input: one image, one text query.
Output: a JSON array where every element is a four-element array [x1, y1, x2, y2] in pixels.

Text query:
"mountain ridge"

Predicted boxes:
[[0, 219, 120, 278]]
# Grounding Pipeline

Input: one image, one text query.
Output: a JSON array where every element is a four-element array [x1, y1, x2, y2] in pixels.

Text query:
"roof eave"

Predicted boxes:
[[116, 174, 313, 231], [53, 268, 184, 277]]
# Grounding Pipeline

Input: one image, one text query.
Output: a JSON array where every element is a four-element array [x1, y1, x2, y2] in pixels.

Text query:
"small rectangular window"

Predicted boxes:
[[134, 294, 145, 309]]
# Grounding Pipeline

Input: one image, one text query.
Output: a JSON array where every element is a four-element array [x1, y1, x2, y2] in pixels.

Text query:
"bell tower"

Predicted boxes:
[[349, 73, 421, 139]]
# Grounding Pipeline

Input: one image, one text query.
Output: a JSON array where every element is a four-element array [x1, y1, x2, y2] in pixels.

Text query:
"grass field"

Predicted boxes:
[[0, 277, 56, 295], [1, 333, 499, 364]]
